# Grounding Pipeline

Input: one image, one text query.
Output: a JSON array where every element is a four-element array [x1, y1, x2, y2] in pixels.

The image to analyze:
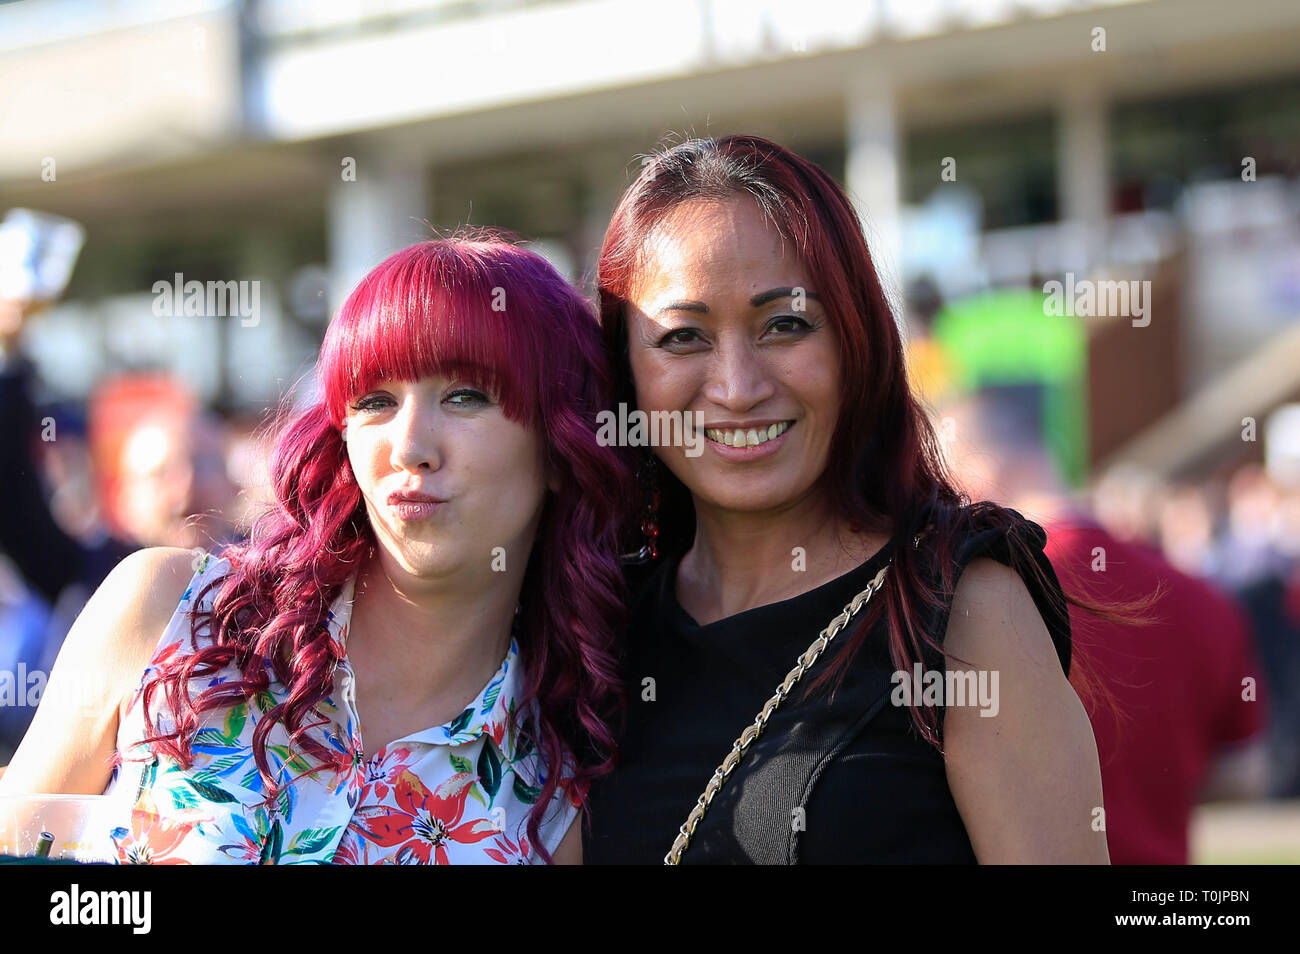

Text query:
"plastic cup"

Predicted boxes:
[[0, 794, 120, 863]]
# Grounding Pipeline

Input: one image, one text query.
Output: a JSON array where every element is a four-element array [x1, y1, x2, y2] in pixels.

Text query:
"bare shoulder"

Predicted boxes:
[[944, 557, 1060, 673], [100, 547, 203, 650], [0, 547, 201, 795], [104, 547, 204, 685]]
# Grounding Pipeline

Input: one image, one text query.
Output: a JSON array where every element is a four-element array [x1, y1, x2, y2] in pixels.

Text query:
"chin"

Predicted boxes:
[[699, 484, 808, 516]]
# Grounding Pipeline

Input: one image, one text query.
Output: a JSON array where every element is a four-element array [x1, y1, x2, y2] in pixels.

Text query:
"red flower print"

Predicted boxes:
[[112, 807, 197, 865], [361, 746, 415, 801], [330, 829, 370, 865], [484, 833, 531, 865], [350, 770, 497, 864], [328, 622, 348, 661]]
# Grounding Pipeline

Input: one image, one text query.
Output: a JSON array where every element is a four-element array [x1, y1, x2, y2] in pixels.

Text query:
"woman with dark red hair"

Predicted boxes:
[[584, 136, 1112, 864], [1, 234, 632, 864]]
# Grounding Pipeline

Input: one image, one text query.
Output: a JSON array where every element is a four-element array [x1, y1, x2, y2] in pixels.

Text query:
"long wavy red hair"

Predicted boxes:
[[138, 233, 633, 862]]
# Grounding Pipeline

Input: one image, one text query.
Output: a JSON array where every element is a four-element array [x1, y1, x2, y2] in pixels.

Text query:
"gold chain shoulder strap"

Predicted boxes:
[[664, 551, 901, 865]]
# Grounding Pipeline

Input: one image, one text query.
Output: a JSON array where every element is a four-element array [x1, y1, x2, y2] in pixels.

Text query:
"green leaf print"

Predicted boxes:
[[288, 827, 340, 855], [224, 703, 248, 742], [449, 754, 473, 775], [187, 777, 240, 804], [478, 741, 503, 798], [514, 729, 535, 762], [512, 775, 542, 805], [170, 784, 200, 811], [196, 752, 249, 778], [268, 744, 312, 776], [258, 819, 283, 865], [193, 728, 237, 749], [448, 706, 475, 736]]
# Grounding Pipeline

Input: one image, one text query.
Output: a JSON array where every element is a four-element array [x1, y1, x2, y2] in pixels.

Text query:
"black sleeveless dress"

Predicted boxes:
[[582, 509, 1071, 864]]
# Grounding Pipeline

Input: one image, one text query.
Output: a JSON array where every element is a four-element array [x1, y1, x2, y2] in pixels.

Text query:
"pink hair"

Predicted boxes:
[[138, 233, 633, 863]]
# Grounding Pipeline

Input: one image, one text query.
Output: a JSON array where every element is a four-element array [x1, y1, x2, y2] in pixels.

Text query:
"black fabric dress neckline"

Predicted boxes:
[[652, 537, 900, 694]]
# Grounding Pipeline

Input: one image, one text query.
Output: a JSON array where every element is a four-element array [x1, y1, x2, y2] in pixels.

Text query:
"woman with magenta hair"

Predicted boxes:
[[0, 235, 631, 864], [584, 135, 1132, 864]]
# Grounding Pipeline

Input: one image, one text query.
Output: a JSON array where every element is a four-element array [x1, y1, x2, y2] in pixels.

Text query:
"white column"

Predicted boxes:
[[327, 155, 430, 310], [1057, 84, 1109, 273], [845, 70, 904, 318]]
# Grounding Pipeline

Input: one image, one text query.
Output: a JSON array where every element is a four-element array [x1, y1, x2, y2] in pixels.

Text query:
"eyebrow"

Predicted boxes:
[[655, 287, 820, 316]]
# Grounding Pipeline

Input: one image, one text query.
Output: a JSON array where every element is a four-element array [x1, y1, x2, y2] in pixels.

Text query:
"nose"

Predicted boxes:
[[388, 397, 442, 473], [701, 334, 777, 412]]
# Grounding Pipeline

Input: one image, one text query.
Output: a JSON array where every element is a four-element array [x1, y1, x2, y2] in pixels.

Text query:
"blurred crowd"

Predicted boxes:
[[0, 297, 271, 762], [913, 282, 1299, 863], [1088, 460, 1300, 792]]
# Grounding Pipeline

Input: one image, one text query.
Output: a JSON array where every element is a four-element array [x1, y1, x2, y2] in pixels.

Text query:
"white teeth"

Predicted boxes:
[[705, 421, 792, 448]]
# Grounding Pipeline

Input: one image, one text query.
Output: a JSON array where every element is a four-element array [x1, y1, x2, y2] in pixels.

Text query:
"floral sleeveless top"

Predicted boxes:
[[100, 554, 582, 864]]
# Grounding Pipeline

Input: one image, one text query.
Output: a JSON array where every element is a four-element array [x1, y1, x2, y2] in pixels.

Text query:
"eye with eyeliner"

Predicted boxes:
[[655, 315, 816, 348], [656, 327, 703, 348], [445, 387, 491, 406], [347, 385, 492, 414], [765, 315, 815, 335], [348, 394, 392, 413]]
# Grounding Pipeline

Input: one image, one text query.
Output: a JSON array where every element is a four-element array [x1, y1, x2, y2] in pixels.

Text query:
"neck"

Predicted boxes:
[[346, 550, 517, 704], [678, 490, 890, 625]]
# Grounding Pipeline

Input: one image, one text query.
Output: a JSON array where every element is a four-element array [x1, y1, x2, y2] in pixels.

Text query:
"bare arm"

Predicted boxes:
[[551, 815, 583, 865], [0, 547, 197, 796], [942, 558, 1109, 863]]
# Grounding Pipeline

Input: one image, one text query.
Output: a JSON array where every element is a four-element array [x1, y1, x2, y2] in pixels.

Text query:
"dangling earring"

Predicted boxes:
[[641, 461, 661, 562], [622, 451, 661, 563]]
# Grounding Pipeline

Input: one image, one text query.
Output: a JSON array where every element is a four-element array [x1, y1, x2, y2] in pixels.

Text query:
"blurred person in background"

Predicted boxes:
[[0, 296, 136, 762], [88, 374, 242, 553], [1157, 483, 1219, 579], [1209, 464, 1300, 796], [904, 274, 960, 411], [1092, 464, 1166, 546], [940, 387, 1272, 864], [0, 298, 134, 605]]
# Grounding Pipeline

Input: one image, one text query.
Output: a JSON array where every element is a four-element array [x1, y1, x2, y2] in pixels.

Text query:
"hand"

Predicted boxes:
[[0, 298, 50, 355]]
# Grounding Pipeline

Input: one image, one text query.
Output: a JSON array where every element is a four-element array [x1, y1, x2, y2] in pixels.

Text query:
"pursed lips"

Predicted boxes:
[[387, 490, 445, 505]]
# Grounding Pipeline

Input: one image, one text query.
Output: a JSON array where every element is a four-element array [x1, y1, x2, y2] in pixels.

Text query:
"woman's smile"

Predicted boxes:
[[701, 419, 795, 460]]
